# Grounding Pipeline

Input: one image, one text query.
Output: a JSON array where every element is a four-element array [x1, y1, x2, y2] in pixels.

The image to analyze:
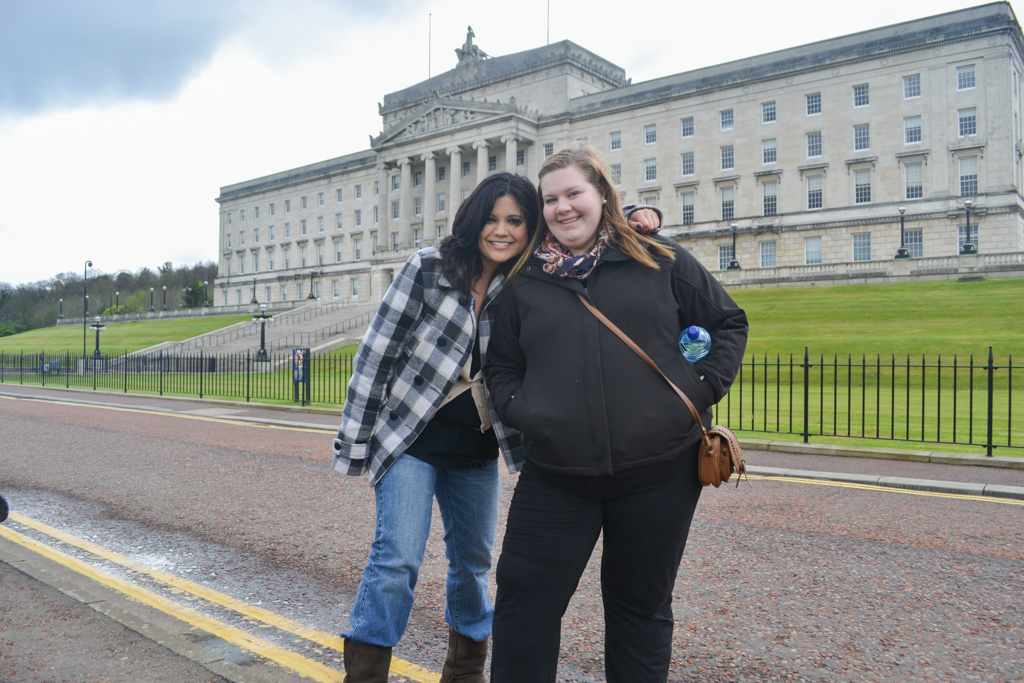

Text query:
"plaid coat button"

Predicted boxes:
[[437, 337, 448, 347], [414, 375, 424, 385], [389, 410, 399, 421]]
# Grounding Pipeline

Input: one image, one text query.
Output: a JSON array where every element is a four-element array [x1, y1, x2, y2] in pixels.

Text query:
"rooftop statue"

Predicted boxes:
[[455, 26, 489, 62]]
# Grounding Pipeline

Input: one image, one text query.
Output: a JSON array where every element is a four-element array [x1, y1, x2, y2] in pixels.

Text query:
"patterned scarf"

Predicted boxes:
[[534, 231, 607, 281]]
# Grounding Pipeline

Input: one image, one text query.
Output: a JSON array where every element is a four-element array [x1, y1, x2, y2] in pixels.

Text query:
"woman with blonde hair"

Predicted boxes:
[[485, 143, 748, 682]]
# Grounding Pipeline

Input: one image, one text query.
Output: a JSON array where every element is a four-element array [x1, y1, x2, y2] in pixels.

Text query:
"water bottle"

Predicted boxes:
[[679, 325, 711, 364]]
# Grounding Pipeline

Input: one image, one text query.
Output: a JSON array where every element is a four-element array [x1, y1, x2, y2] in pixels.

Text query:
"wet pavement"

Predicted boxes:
[[0, 385, 1022, 682]]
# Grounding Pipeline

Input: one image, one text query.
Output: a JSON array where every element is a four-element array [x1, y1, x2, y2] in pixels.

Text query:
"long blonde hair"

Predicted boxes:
[[509, 142, 674, 279]]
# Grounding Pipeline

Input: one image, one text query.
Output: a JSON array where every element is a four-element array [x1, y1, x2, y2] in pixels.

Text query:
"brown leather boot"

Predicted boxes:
[[342, 638, 392, 683], [439, 628, 488, 683]]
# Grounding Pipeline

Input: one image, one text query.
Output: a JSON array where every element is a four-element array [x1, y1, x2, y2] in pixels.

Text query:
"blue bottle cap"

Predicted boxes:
[[685, 325, 700, 340]]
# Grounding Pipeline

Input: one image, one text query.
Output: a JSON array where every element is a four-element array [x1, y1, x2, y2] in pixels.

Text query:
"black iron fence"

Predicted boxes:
[[2, 347, 1020, 456]]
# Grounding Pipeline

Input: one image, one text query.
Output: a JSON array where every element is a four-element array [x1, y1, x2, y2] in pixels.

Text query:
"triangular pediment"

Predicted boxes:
[[372, 95, 530, 147]]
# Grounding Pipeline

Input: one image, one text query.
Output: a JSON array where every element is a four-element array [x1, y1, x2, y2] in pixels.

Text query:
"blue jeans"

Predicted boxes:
[[344, 454, 500, 647]]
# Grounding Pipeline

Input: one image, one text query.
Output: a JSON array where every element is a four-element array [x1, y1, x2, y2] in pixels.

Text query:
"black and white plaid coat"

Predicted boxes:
[[332, 246, 526, 485]]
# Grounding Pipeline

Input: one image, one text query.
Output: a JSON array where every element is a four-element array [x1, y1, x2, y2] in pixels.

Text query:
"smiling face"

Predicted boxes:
[[540, 164, 605, 256], [477, 194, 530, 273]]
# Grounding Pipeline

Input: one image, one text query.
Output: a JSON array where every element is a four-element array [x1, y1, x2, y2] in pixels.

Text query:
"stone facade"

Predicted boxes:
[[214, 5, 1024, 307]]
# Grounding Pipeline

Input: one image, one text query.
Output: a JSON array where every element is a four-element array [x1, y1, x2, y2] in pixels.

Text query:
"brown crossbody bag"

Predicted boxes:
[[577, 293, 748, 488]]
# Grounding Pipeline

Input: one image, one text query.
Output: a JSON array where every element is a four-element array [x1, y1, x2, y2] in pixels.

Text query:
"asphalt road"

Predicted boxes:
[[0, 387, 1021, 682]]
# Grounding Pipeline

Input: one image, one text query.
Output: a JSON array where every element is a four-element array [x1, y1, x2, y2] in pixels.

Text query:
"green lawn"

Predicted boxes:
[[0, 316, 252, 354]]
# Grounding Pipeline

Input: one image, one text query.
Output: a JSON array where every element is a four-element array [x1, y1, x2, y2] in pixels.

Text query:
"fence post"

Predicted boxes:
[[802, 346, 810, 443], [66, 352, 70, 388], [159, 351, 164, 396], [20, 351, 24, 385], [246, 349, 251, 403], [124, 351, 128, 393], [986, 346, 995, 457], [1, 351, 4, 384], [200, 350, 204, 399]]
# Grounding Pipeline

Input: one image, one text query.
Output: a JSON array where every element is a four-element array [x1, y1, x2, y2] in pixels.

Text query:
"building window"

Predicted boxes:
[[284, 250, 290, 269], [301, 196, 307, 210], [333, 280, 340, 298], [644, 158, 657, 182], [681, 192, 694, 224], [239, 256, 244, 275], [488, 156, 497, 172], [854, 169, 871, 204], [959, 156, 978, 196], [762, 101, 776, 123], [336, 214, 343, 230], [718, 245, 734, 271], [392, 175, 400, 191], [236, 290, 242, 305], [414, 171, 422, 186], [317, 243, 324, 266], [516, 150, 525, 166], [904, 74, 921, 99], [807, 175, 823, 210], [644, 124, 657, 144], [905, 229, 923, 258], [254, 206, 260, 219], [437, 167, 445, 182], [435, 223, 444, 239], [374, 181, 379, 196], [336, 188, 343, 203], [300, 246, 307, 268], [805, 236, 823, 265], [297, 283, 304, 299], [957, 64, 976, 90], [268, 252, 274, 271], [643, 195, 657, 208], [721, 145, 734, 171], [269, 202, 275, 216], [854, 124, 870, 151], [355, 184, 362, 199], [280, 285, 286, 301], [462, 189, 470, 201], [720, 110, 733, 131], [392, 201, 400, 220], [721, 186, 735, 221], [284, 222, 290, 238], [610, 131, 622, 151], [240, 230, 245, 246], [391, 232, 399, 250], [254, 228, 260, 244], [335, 241, 342, 263], [807, 131, 822, 158], [300, 219, 307, 236], [681, 116, 694, 138], [905, 163, 923, 200], [240, 209, 245, 222], [762, 181, 777, 216], [318, 192, 324, 207], [462, 160, 471, 176], [351, 278, 359, 297], [681, 152, 694, 176], [265, 286, 272, 302], [225, 256, 232, 277], [317, 216, 324, 233], [223, 291, 229, 306], [958, 224, 979, 251], [853, 232, 871, 262], [227, 212, 232, 225], [268, 226, 275, 241], [904, 116, 922, 144], [411, 228, 420, 247], [374, 206, 378, 224], [762, 139, 777, 164], [544, 143, 554, 157], [760, 241, 777, 268], [414, 197, 422, 216], [958, 108, 977, 137], [853, 84, 869, 107], [226, 233, 232, 248], [285, 199, 291, 213], [610, 164, 622, 184], [355, 209, 362, 227], [806, 92, 821, 116], [353, 237, 362, 261]]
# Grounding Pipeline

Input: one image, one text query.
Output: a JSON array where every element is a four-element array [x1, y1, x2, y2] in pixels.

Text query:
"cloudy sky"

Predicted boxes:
[[0, 0, 998, 285]]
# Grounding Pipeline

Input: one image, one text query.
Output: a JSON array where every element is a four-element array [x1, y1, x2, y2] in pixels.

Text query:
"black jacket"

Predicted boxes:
[[485, 238, 748, 476]]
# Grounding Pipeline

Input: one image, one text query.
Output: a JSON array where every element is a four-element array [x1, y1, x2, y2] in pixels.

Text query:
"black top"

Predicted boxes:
[[407, 327, 499, 469]]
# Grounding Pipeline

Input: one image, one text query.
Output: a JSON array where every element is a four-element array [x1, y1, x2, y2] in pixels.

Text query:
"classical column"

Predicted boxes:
[[474, 140, 489, 185], [376, 162, 389, 251], [502, 134, 520, 172], [446, 146, 462, 233], [399, 158, 412, 249], [422, 152, 436, 240]]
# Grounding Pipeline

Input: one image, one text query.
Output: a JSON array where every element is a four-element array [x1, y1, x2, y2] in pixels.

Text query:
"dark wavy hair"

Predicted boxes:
[[439, 172, 539, 295]]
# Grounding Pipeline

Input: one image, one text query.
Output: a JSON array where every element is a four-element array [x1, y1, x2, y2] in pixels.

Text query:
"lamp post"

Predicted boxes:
[[83, 260, 92, 360], [149, 287, 155, 312], [161, 285, 167, 311], [252, 303, 273, 363], [727, 223, 741, 270], [114, 291, 120, 316], [895, 206, 910, 259], [90, 316, 106, 360], [306, 269, 318, 300], [960, 199, 977, 254], [251, 276, 258, 305], [58, 299, 64, 320], [203, 281, 209, 308]]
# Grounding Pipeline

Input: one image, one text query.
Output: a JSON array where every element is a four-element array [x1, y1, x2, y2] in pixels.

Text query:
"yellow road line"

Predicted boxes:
[[7, 512, 440, 683], [0, 523, 344, 682], [0, 393, 335, 434], [745, 474, 1024, 505]]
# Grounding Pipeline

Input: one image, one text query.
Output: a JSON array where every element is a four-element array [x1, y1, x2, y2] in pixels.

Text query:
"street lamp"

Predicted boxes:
[[203, 281, 209, 308], [58, 299, 64, 320], [90, 316, 106, 360], [114, 291, 120, 315], [895, 206, 910, 259], [306, 269, 318, 300], [149, 287, 155, 312], [161, 285, 167, 311], [960, 199, 977, 254], [251, 276, 258, 305], [83, 260, 92, 360], [252, 303, 273, 363], [727, 223, 741, 270]]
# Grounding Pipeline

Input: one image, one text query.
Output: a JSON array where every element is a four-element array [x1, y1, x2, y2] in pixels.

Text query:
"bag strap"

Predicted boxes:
[[576, 293, 705, 433]]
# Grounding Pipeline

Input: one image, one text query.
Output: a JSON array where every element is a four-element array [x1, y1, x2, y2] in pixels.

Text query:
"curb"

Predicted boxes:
[[746, 465, 1024, 501], [738, 437, 1024, 470]]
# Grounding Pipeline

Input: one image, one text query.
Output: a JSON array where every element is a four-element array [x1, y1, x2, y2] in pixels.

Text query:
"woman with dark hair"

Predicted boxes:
[[332, 170, 662, 682], [485, 145, 748, 682]]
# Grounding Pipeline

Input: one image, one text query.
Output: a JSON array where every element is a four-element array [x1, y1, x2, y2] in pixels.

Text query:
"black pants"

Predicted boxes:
[[490, 446, 703, 683]]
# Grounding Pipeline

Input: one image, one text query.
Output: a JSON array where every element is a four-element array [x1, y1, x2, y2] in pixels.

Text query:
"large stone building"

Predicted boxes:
[[214, 3, 1024, 308]]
